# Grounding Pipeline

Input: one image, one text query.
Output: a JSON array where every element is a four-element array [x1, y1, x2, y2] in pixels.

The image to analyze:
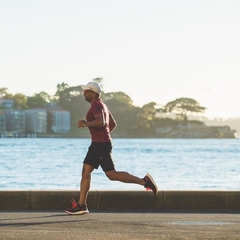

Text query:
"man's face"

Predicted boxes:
[[83, 89, 95, 102]]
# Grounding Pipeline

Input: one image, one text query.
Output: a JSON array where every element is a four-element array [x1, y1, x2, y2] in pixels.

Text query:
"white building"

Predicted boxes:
[[48, 110, 71, 134], [5, 109, 26, 133], [0, 99, 14, 109], [25, 109, 47, 134]]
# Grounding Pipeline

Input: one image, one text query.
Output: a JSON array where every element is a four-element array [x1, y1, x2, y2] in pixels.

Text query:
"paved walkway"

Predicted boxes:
[[0, 211, 239, 239]]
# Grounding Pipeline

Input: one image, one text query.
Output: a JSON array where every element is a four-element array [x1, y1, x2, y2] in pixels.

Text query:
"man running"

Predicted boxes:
[[65, 82, 158, 215]]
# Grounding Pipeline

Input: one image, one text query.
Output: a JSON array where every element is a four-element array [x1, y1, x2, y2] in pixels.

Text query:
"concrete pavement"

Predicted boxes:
[[1, 191, 240, 239], [0, 211, 239, 239]]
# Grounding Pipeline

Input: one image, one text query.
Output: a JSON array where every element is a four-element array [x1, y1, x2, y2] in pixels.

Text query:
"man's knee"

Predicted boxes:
[[82, 164, 93, 178], [105, 170, 117, 181]]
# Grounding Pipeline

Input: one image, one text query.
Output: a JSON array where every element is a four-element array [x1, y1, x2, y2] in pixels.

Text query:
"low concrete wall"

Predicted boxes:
[[1, 190, 240, 212]]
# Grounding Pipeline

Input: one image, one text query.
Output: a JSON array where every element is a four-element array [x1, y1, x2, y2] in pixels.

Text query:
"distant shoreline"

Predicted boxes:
[[1, 134, 238, 139]]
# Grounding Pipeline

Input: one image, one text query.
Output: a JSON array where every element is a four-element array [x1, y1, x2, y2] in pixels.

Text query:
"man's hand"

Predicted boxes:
[[78, 120, 86, 128]]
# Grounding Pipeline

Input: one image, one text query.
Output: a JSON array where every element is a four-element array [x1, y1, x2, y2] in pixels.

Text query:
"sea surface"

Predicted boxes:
[[0, 138, 240, 191]]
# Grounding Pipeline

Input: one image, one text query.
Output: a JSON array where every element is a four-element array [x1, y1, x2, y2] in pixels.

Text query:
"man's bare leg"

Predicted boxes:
[[105, 170, 145, 185], [78, 163, 94, 205]]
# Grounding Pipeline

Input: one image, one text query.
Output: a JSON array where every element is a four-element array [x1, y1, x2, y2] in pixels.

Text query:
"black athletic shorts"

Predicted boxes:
[[83, 142, 115, 172]]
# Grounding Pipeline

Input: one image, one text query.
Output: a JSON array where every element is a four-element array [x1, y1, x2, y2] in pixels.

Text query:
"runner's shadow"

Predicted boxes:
[[0, 218, 98, 227], [0, 212, 95, 223]]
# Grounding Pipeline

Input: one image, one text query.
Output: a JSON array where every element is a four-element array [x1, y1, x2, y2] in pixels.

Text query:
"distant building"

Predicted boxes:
[[0, 110, 7, 132], [48, 109, 71, 134], [5, 109, 26, 133], [25, 109, 47, 134], [156, 121, 237, 138], [0, 99, 14, 109], [0, 99, 71, 136]]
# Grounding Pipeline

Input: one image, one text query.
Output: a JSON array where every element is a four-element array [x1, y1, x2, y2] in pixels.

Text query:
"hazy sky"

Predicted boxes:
[[1, 0, 240, 118]]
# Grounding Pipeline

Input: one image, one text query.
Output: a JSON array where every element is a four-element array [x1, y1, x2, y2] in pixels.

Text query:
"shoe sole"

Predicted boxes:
[[146, 173, 158, 195], [65, 210, 89, 215]]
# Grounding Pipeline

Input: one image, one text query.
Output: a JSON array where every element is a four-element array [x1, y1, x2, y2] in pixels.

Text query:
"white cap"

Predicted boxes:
[[80, 82, 101, 94]]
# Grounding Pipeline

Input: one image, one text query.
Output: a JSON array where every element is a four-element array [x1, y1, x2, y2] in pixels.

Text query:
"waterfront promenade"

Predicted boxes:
[[1, 190, 240, 239], [1, 190, 240, 212]]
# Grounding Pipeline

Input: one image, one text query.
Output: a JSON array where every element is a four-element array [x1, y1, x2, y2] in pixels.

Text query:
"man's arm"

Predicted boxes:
[[78, 112, 104, 128], [109, 112, 117, 132], [78, 110, 117, 131]]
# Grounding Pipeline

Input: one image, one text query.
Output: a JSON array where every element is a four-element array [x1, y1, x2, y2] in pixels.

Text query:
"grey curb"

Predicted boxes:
[[0, 190, 240, 212]]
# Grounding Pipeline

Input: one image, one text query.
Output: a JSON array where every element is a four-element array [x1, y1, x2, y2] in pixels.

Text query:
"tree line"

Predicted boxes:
[[0, 79, 207, 137]]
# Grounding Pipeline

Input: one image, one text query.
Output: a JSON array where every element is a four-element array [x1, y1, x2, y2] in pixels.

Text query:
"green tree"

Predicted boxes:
[[27, 91, 50, 108], [134, 102, 158, 136], [55, 85, 89, 134], [105, 91, 133, 105], [0, 88, 13, 100], [38, 91, 51, 103], [104, 92, 156, 137], [14, 93, 28, 109], [141, 102, 158, 120], [163, 97, 206, 121], [0, 88, 9, 98], [55, 82, 69, 101]]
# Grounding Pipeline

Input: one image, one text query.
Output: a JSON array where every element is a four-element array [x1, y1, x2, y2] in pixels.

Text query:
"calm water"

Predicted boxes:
[[0, 138, 240, 191]]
